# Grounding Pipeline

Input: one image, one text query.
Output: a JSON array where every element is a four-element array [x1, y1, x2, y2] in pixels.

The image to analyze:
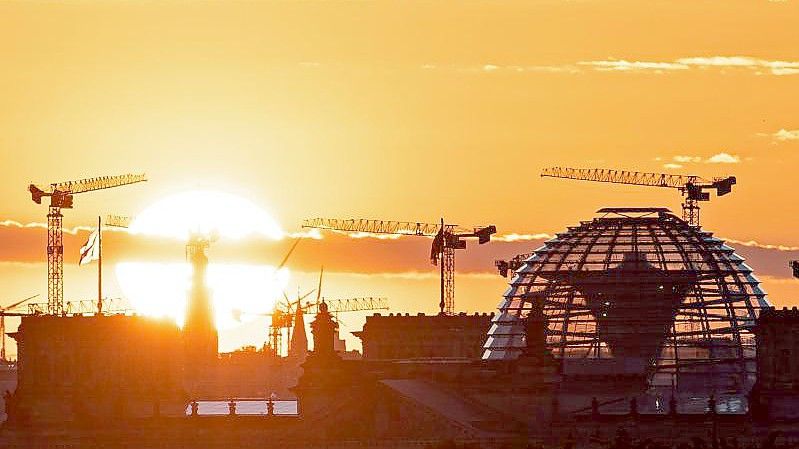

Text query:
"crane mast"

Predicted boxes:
[[541, 167, 735, 227], [303, 218, 495, 315], [28, 173, 146, 315]]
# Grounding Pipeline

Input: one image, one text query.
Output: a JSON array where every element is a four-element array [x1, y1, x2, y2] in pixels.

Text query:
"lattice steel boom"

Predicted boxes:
[[305, 297, 389, 315], [541, 167, 736, 226], [302, 218, 496, 315], [105, 214, 133, 228], [28, 173, 146, 315], [27, 297, 132, 315]]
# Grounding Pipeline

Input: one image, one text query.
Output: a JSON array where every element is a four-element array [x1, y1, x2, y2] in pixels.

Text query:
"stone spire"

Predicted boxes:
[[289, 304, 308, 360], [183, 234, 218, 366]]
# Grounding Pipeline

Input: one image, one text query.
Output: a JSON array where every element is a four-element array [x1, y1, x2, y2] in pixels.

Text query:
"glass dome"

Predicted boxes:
[[483, 208, 770, 391]]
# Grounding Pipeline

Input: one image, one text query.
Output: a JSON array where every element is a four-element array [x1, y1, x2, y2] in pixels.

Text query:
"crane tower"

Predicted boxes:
[[302, 218, 496, 315], [28, 174, 146, 315]]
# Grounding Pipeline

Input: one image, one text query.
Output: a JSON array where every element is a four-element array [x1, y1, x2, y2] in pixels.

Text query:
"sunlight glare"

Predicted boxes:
[[117, 189, 289, 328], [129, 190, 284, 240], [116, 262, 289, 329]]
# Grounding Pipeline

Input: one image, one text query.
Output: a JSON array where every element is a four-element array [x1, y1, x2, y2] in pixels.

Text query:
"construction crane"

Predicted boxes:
[[273, 292, 389, 356], [26, 298, 133, 315], [0, 294, 38, 362], [238, 294, 388, 357], [494, 167, 736, 278], [28, 174, 147, 315], [267, 288, 315, 357], [540, 167, 736, 227], [240, 265, 390, 357], [280, 266, 389, 355], [302, 218, 496, 315], [495, 252, 534, 278], [306, 297, 389, 316], [259, 295, 389, 357]]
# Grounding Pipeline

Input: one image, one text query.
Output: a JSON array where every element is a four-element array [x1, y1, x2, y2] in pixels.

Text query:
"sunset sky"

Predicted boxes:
[[1, 1, 798, 356]]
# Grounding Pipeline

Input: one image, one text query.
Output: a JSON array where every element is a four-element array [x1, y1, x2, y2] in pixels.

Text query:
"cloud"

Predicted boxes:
[[331, 270, 500, 281], [422, 64, 580, 75], [0, 219, 95, 235], [578, 60, 689, 72], [579, 56, 799, 76], [662, 153, 741, 167], [677, 56, 763, 67], [493, 233, 555, 242], [3, 215, 799, 285], [1, 218, 326, 242], [676, 56, 799, 75], [424, 57, 799, 77], [705, 152, 741, 163], [521, 65, 580, 74], [773, 129, 799, 141], [721, 238, 799, 252], [284, 229, 323, 240]]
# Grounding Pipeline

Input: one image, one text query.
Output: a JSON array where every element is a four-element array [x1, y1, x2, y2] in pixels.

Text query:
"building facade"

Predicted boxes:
[[8, 314, 185, 425], [751, 306, 799, 419], [353, 312, 493, 360]]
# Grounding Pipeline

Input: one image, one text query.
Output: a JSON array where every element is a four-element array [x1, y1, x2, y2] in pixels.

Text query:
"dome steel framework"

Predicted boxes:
[[483, 208, 770, 391]]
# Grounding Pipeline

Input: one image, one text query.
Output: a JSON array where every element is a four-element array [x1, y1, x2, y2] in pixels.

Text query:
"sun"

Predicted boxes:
[[128, 190, 284, 240], [115, 190, 289, 333]]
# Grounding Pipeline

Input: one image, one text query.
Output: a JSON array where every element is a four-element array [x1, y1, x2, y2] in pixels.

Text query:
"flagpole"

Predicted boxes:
[[97, 215, 103, 315]]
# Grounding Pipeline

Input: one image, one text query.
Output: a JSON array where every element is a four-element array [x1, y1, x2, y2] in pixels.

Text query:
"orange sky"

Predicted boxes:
[[1, 0, 798, 355]]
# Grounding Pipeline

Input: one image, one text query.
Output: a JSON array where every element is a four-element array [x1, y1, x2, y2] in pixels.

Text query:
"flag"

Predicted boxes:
[[79, 228, 100, 265]]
